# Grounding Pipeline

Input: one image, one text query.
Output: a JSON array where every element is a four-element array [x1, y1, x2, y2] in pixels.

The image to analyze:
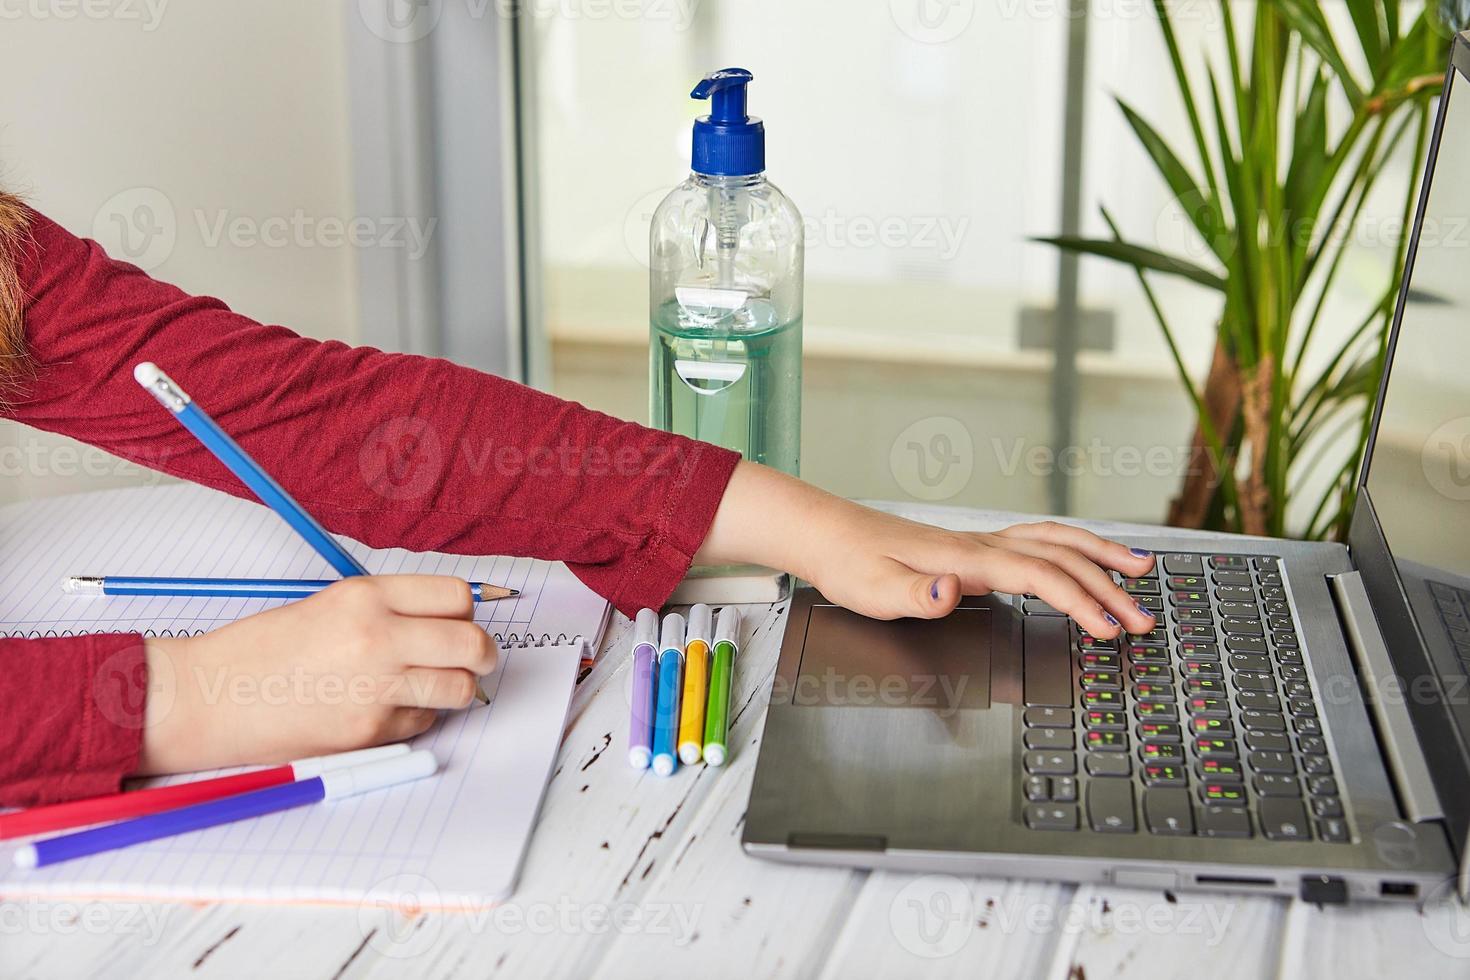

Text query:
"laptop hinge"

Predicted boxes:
[[1329, 571, 1444, 822]]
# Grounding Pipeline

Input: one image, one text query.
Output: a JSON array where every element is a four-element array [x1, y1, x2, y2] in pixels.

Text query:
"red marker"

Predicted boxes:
[[0, 744, 409, 840]]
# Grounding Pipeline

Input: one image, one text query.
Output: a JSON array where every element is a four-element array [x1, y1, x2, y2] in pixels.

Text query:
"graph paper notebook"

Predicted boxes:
[[0, 484, 612, 905]]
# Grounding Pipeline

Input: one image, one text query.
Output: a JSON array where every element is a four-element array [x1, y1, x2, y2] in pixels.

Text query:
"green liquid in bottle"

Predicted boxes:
[[650, 297, 802, 476]]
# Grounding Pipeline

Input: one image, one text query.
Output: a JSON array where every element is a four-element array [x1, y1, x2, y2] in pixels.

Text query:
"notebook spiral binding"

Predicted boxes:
[[1, 628, 210, 639], [492, 631, 582, 649]]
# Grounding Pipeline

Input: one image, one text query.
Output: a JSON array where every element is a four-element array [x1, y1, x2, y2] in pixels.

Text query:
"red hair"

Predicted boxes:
[[0, 190, 30, 388]]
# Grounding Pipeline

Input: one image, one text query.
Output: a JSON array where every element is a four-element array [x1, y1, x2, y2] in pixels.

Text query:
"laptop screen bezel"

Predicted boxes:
[[1351, 32, 1470, 863]]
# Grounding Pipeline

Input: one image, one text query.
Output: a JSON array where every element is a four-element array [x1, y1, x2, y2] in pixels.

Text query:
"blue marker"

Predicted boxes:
[[13, 750, 438, 870], [133, 363, 368, 578], [651, 612, 686, 776]]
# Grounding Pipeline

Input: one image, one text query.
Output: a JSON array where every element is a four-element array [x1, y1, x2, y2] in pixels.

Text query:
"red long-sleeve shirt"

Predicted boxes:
[[0, 209, 739, 806]]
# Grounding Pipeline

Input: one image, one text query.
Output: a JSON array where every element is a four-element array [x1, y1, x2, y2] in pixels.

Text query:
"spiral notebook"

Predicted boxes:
[[0, 484, 612, 905]]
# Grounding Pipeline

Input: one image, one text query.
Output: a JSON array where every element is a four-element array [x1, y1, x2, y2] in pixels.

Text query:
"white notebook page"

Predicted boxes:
[[0, 484, 612, 905]]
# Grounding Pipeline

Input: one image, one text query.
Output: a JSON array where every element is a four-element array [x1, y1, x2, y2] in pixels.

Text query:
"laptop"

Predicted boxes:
[[742, 34, 1470, 905]]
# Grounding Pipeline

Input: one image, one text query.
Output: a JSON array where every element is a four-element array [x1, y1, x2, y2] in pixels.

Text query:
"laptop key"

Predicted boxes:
[[1025, 728, 1073, 750], [1052, 776, 1078, 802], [1259, 799, 1311, 841], [1167, 574, 1206, 589], [1024, 751, 1075, 775], [1311, 796, 1343, 818], [1123, 577, 1161, 594], [1143, 763, 1188, 787], [1240, 710, 1286, 732], [1214, 585, 1255, 602], [1248, 751, 1295, 774], [1024, 775, 1051, 801], [1162, 554, 1204, 575], [1137, 721, 1182, 742], [1193, 737, 1237, 760], [1178, 641, 1220, 660], [1201, 783, 1247, 804], [1087, 779, 1137, 833], [1197, 758, 1244, 782], [1212, 570, 1253, 587], [1190, 717, 1233, 737], [1303, 756, 1333, 776], [1245, 731, 1290, 752], [1317, 818, 1350, 842], [1223, 618, 1264, 636], [1198, 805, 1251, 838], [1229, 653, 1272, 673], [1024, 706, 1073, 729], [1218, 601, 1259, 619], [1133, 702, 1176, 721], [1186, 678, 1228, 696], [1294, 717, 1323, 736], [1224, 635, 1268, 654], [1128, 645, 1170, 664], [1083, 730, 1128, 752], [1234, 674, 1276, 694], [1253, 774, 1301, 797], [1144, 788, 1195, 835], [1086, 753, 1131, 777], [1253, 557, 1280, 572], [1288, 700, 1316, 718], [1141, 742, 1183, 762], [1025, 803, 1079, 831], [1307, 776, 1338, 796], [1079, 652, 1121, 671], [1023, 615, 1072, 707], [1083, 709, 1126, 730], [1297, 736, 1327, 755], [1188, 696, 1230, 718], [1209, 555, 1248, 571], [1235, 691, 1281, 712], [1176, 608, 1214, 625]]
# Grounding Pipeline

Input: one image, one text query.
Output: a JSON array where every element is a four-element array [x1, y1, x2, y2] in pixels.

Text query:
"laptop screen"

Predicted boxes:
[[1364, 72, 1470, 602]]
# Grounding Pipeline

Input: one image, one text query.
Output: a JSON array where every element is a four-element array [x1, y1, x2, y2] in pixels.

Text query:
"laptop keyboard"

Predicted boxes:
[[1018, 553, 1348, 843], [1428, 581, 1470, 668]]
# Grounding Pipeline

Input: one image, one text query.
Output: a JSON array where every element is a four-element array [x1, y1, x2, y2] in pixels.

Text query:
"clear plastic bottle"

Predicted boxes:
[[650, 68, 804, 476]]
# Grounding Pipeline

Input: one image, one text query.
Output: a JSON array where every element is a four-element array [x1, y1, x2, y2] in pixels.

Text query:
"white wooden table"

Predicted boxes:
[[4, 504, 1468, 979]]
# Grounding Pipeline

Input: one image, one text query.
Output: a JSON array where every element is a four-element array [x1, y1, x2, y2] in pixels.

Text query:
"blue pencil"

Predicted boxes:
[[12, 750, 438, 870], [63, 576, 517, 602], [134, 362, 368, 578], [651, 612, 686, 776]]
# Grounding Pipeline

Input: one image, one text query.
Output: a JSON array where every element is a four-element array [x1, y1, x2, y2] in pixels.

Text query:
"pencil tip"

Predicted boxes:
[[508, 589, 520, 597]]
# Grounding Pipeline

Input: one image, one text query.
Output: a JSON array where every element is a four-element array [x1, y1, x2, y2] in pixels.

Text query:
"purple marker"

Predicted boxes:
[[628, 608, 660, 769]]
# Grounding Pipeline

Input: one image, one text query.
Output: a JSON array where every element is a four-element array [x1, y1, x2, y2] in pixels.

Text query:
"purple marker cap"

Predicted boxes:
[[628, 608, 660, 769]]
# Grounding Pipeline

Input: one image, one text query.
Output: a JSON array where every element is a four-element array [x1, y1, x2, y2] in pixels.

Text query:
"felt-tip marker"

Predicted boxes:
[[627, 608, 659, 769], [702, 606, 742, 766], [650, 613, 686, 776], [677, 604, 713, 765]]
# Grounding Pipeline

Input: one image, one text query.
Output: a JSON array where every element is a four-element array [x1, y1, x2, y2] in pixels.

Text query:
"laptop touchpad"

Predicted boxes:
[[793, 605, 991, 711]]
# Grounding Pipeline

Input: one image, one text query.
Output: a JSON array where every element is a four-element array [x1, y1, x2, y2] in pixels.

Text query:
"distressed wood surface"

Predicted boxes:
[[2, 505, 1465, 979]]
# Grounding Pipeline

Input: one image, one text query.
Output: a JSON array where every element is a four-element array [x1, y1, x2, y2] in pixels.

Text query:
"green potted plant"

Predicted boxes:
[[1040, 0, 1459, 539]]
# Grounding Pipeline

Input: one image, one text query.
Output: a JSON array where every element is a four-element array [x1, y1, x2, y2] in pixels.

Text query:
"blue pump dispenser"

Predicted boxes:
[[690, 68, 765, 177]]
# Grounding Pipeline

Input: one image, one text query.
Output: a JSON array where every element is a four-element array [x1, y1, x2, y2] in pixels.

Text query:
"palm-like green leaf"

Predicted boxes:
[[1029, 236, 1226, 290]]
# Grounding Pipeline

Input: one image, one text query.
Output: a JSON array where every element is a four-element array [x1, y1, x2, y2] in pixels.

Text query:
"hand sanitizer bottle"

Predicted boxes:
[[649, 68, 804, 476]]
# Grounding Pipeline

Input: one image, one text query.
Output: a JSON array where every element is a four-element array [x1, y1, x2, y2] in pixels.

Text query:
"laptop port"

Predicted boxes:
[[1194, 874, 1275, 888], [1380, 881, 1418, 898]]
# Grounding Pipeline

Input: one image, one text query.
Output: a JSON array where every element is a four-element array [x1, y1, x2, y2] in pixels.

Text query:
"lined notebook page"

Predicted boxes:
[[0, 484, 612, 905]]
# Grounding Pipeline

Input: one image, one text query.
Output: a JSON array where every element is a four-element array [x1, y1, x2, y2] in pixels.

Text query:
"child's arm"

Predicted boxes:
[[696, 461, 1158, 638]]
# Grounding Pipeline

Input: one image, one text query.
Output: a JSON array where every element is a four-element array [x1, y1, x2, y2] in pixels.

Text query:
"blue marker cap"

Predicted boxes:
[[690, 68, 764, 177]]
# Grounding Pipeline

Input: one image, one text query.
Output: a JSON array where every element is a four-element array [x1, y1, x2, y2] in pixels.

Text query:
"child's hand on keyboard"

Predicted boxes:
[[696, 462, 1158, 636], [134, 575, 497, 774]]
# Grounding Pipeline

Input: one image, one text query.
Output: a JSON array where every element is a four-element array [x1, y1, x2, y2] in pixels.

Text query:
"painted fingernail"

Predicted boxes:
[[1136, 602, 1155, 617], [1104, 611, 1120, 627], [931, 578, 941, 601], [1129, 547, 1153, 558]]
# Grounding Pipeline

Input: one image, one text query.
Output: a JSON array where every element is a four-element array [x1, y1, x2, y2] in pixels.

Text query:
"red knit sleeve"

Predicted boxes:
[[0, 634, 150, 807], [9, 209, 740, 615]]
